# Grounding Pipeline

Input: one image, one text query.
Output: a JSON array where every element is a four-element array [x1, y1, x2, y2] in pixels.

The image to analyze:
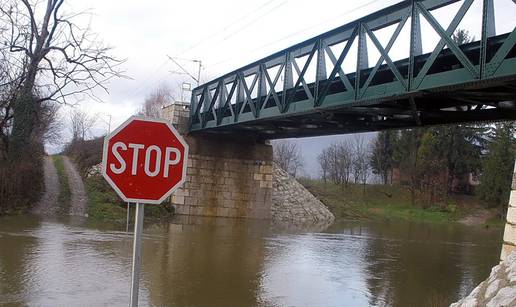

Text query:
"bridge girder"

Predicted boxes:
[[189, 0, 516, 139]]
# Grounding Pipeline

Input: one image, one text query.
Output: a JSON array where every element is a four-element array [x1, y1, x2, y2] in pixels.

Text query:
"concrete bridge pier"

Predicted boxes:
[[501, 160, 516, 261], [162, 102, 273, 219]]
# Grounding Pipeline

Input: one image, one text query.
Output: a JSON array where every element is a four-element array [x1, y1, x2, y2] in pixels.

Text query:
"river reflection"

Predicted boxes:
[[0, 215, 502, 306]]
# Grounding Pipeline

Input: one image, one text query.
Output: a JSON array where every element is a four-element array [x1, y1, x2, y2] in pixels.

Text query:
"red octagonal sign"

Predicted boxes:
[[101, 116, 189, 204]]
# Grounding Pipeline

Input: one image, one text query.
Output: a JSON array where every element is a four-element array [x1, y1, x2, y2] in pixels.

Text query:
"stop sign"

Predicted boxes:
[[101, 116, 189, 204]]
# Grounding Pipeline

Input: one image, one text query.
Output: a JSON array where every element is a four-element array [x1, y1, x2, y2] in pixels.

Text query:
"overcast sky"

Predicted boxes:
[[51, 0, 515, 174]]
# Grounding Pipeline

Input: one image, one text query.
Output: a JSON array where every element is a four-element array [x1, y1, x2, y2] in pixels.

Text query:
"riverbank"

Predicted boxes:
[[85, 175, 174, 223], [300, 179, 502, 226]]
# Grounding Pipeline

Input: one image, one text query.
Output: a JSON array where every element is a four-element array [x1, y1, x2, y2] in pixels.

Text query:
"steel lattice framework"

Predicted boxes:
[[189, 0, 516, 138]]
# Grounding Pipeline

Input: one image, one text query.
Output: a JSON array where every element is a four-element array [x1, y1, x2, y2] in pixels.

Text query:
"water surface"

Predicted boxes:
[[0, 215, 502, 306]]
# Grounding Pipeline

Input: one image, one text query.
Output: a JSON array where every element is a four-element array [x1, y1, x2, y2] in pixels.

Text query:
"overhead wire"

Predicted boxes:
[[132, 0, 389, 98], [175, 0, 283, 57], [207, 0, 387, 69], [131, 0, 285, 98]]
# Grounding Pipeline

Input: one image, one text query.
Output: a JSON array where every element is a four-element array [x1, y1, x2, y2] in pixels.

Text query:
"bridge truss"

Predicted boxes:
[[189, 0, 516, 138]]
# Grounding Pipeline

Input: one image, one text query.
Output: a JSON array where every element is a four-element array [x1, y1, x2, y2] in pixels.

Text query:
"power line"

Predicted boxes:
[[176, 0, 282, 57], [208, 0, 386, 69], [167, 56, 202, 87], [128, 1, 283, 98], [126, 58, 170, 99], [220, 1, 288, 42]]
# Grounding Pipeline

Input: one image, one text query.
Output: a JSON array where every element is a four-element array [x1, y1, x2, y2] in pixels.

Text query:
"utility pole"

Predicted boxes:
[[99, 113, 112, 134], [167, 55, 202, 87]]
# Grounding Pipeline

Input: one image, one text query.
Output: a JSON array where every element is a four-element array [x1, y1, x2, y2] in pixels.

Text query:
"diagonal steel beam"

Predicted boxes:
[[485, 28, 516, 76], [217, 80, 238, 125], [292, 60, 315, 101], [324, 45, 354, 93], [284, 43, 318, 112], [363, 24, 408, 90], [239, 72, 259, 117], [416, 0, 478, 82], [316, 26, 359, 107], [261, 63, 284, 110], [360, 16, 409, 98]]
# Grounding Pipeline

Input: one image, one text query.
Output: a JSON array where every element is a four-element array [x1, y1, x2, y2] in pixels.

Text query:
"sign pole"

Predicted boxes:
[[126, 202, 130, 233], [130, 202, 145, 307]]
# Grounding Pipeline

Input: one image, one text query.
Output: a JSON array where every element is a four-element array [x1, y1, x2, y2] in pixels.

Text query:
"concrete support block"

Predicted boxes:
[[217, 207, 230, 217], [161, 102, 273, 220], [260, 165, 272, 174], [501, 243, 516, 261], [503, 223, 516, 245], [510, 190, 516, 208], [507, 206, 516, 225], [171, 195, 185, 205], [174, 205, 189, 215]]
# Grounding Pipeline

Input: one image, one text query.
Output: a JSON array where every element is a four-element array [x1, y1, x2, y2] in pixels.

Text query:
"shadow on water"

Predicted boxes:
[[0, 214, 503, 307]]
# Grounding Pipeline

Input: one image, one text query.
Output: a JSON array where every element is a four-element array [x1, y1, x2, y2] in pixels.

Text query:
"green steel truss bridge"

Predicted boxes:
[[189, 0, 516, 138]]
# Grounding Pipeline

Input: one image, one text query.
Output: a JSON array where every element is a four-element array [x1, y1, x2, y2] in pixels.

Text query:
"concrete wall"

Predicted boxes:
[[501, 160, 516, 261], [162, 103, 273, 219]]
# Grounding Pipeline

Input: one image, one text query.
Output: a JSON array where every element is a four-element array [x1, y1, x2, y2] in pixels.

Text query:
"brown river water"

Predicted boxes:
[[0, 214, 503, 307]]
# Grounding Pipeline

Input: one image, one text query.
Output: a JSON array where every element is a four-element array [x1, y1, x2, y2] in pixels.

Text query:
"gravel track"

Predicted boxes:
[[32, 156, 59, 215], [62, 156, 88, 217]]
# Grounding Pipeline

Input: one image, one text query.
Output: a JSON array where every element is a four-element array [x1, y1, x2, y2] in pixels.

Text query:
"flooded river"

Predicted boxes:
[[0, 214, 502, 306]]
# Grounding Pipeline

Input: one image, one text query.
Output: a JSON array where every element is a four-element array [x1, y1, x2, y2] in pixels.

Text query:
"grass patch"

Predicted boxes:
[[299, 179, 463, 223], [53, 155, 71, 215], [85, 175, 174, 223]]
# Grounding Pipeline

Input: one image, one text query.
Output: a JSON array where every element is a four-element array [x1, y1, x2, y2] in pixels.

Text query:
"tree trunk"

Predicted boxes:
[[8, 67, 39, 161]]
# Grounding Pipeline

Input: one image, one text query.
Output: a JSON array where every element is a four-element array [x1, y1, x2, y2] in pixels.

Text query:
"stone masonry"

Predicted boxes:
[[161, 102, 335, 224], [501, 160, 516, 261], [162, 102, 273, 219], [272, 163, 335, 224], [450, 251, 516, 307]]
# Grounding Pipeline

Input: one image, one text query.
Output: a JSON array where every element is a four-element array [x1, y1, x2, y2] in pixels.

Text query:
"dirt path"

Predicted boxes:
[[33, 156, 59, 215], [62, 156, 88, 217]]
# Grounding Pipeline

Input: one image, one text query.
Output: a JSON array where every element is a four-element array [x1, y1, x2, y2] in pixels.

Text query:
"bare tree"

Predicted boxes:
[[273, 140, 303, 177], [352, 135, 370, 190], [319, 141, 353, 186], [0, 0, 123, 159], [317, 149, 330, 183], [40, 102, 61, 145], [69, 108, 96, 141], [139, 84, 174, 118]]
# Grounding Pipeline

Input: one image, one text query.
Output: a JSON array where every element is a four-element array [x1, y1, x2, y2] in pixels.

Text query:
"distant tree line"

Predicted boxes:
[[314, 122, 515, 216]]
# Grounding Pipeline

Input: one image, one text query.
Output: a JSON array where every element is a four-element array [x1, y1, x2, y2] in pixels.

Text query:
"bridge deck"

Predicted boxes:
[[189, 0, 516, 139]]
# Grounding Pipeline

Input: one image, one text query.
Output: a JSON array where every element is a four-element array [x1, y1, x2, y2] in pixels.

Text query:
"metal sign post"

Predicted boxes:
[[126, 202, 130, 233], [130, 203, 144, 307]]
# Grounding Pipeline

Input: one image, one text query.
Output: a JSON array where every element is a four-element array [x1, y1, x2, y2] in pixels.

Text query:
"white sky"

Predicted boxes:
[[49, 0, 515, 174]]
